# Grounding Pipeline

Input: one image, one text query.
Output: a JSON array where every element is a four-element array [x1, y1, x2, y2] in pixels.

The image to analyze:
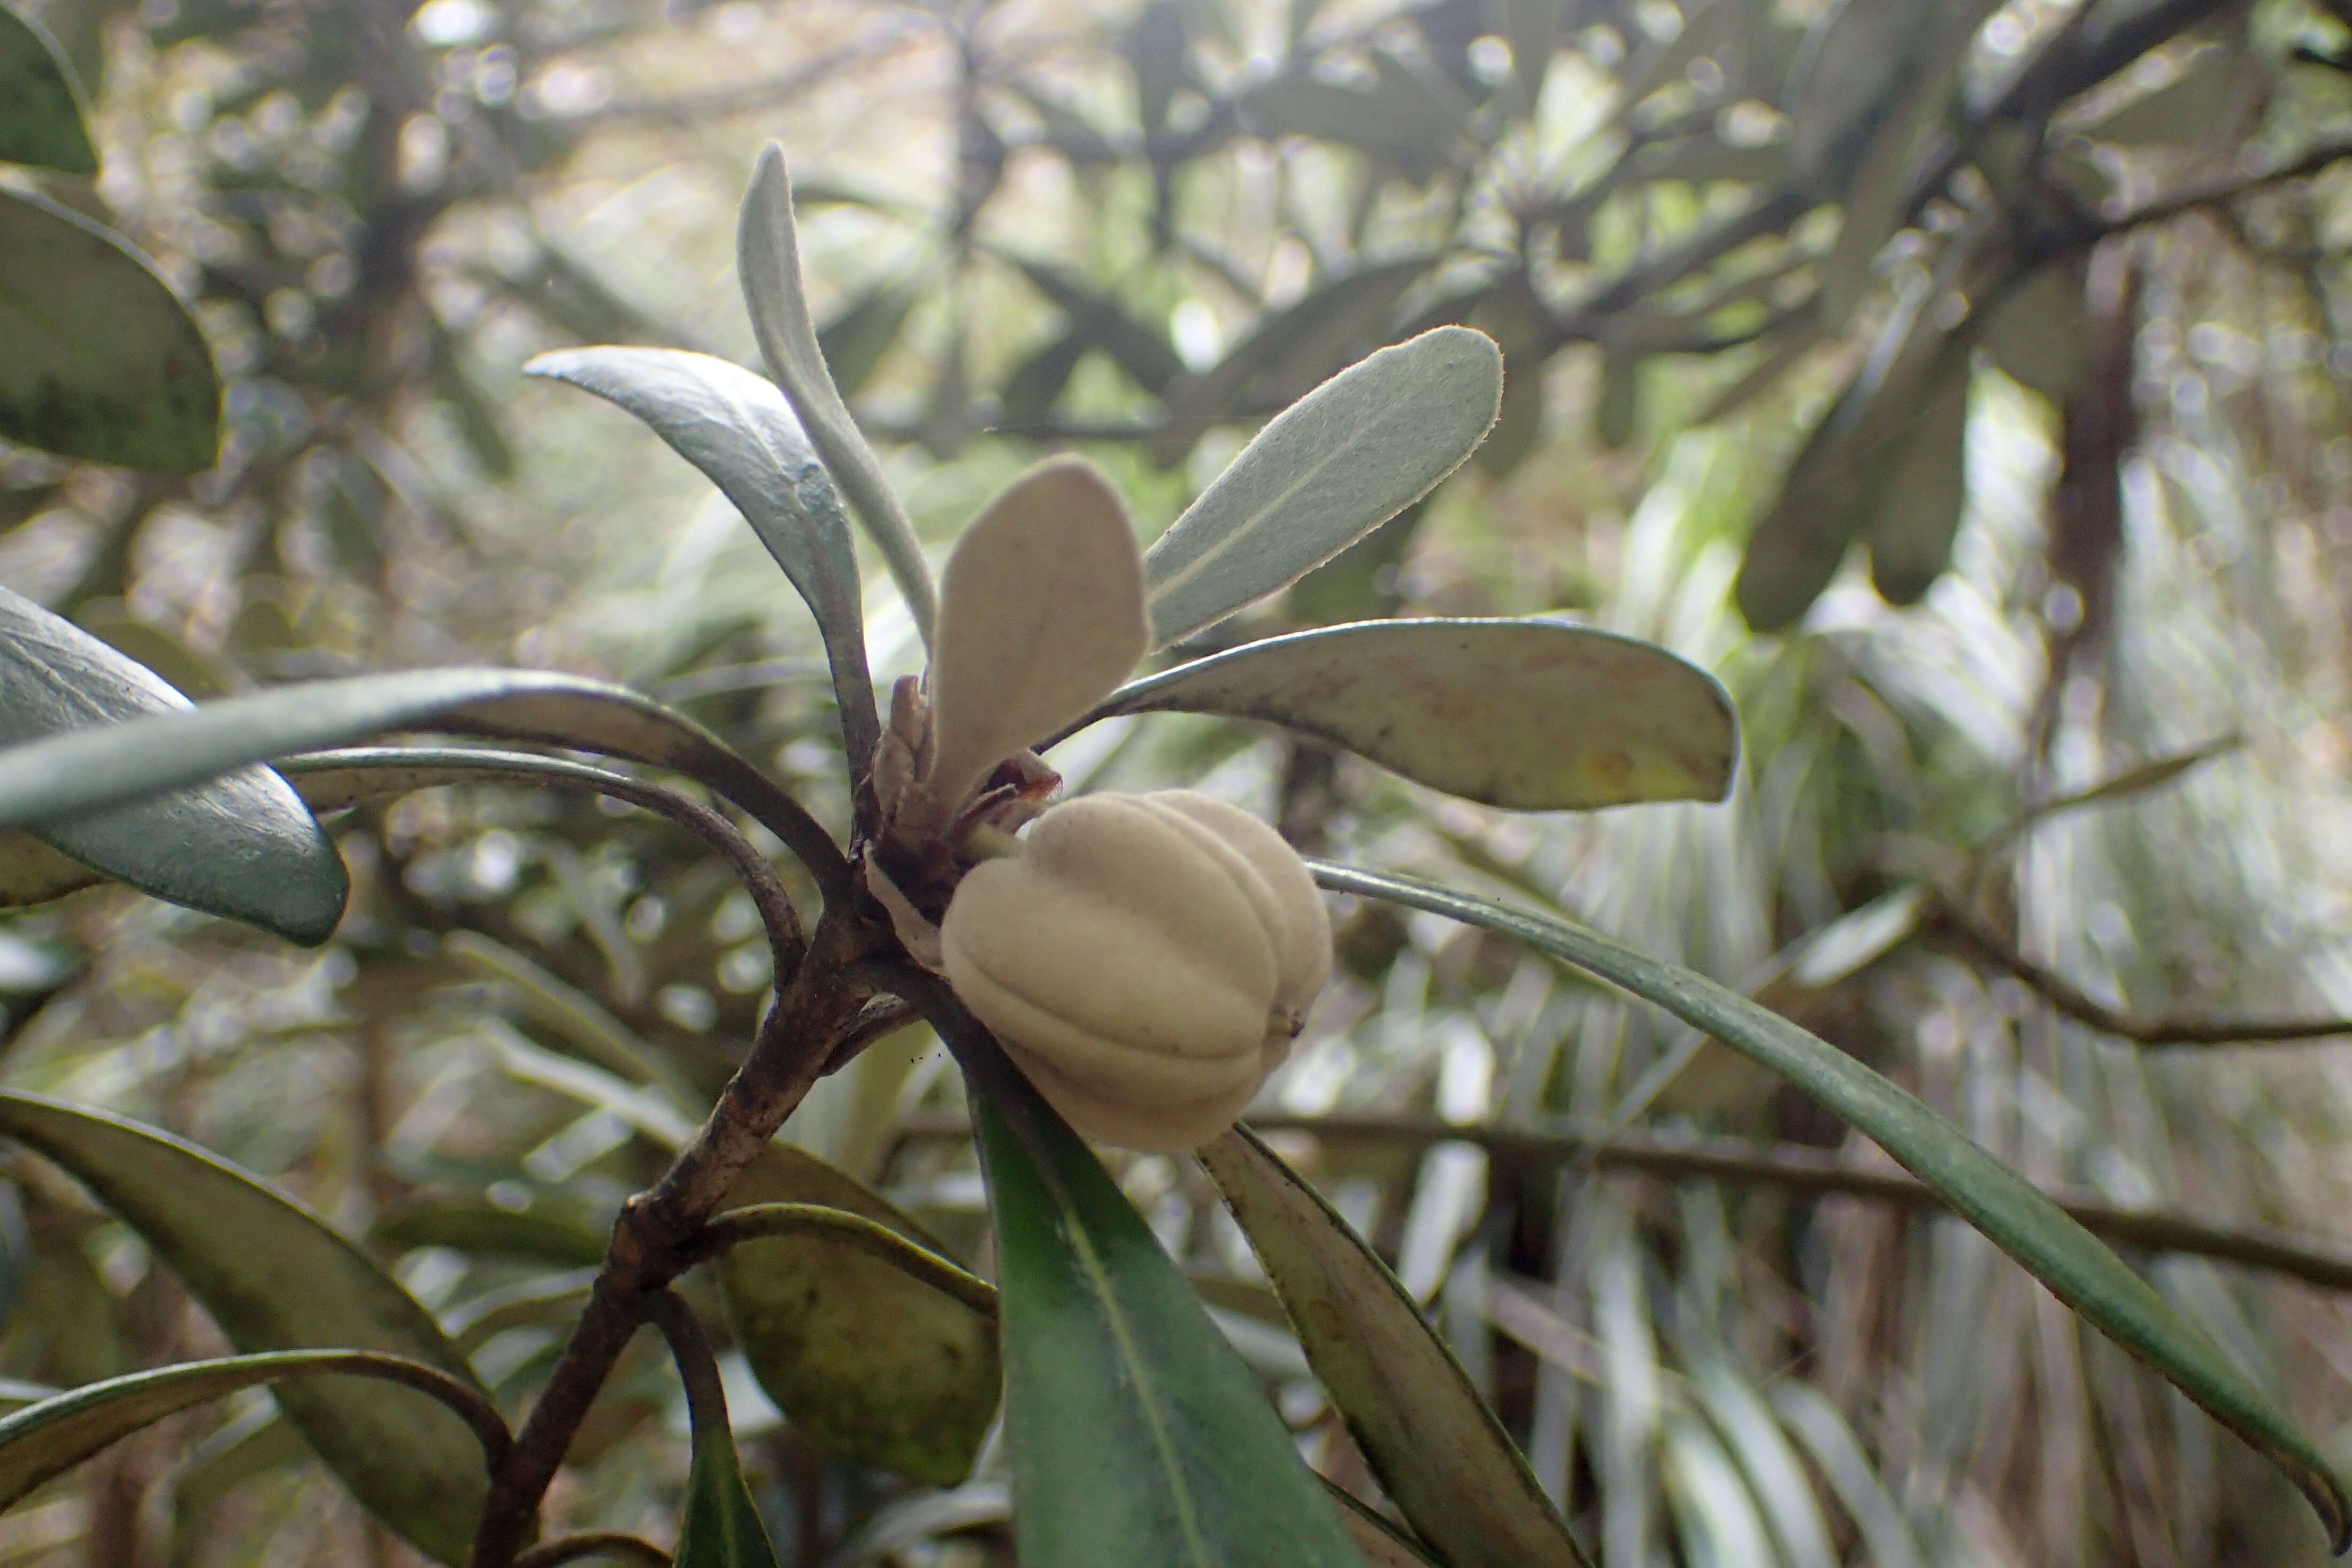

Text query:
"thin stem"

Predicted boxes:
[[467, 905, 889, 1568], [687, 1202, 998, 1317], [287, 747, 808, 978], [644, 1291, 730, 1439], [1926, 904, 2352, 1048], [880, 1113, 2352, 1296]]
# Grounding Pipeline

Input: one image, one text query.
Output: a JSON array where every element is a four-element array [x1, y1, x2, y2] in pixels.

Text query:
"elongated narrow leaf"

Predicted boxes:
[[0, 5, 96, 175], [0, 1350, 504, 1510], [0, 188, 219, 471], [972, 1070, 1365, 1568], [1863, 355, 1970, 605], [662, 1302, 781, 1568], [927, 458, 1147, 810], [739, 144, 937, 642], [1310, 863, 2352, 1549], [1201, 1128, 1590, 1568], [714, 1143, 1000, 1485], [525, 347, 877, 767], [1075, 619, 1736, 810], [1145, 327, 1501, 649], [1328, 1487, 1444, 1567], [0, 587, 345, 943], [0, 1093, 495, 1562], [0, 668, 837, 892]]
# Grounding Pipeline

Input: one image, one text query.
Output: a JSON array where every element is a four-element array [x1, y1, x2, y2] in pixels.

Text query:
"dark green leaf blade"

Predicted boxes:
[[662, 1300, 781, 1568], [0, 4, 97, 175], [0, 587, 345, 943], [1309, 863, 2352, 1551], [1202, 1129, 1592, 1568], [1863, 357, 1970, 605], [1145, 327, 1501, 649], [713, 1143, 1000, 1486], [0, 1350, 503, 1511], [0, 1093, 496, 1562], [524, 345, 877, 765], [1076, 618, 1737, 810], [973, 1072, 1366, 1568], [0, 187, 219, 471]]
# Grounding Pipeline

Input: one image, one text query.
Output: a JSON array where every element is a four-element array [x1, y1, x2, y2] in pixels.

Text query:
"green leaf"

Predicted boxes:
[[0, 4, 97, 175], [1150, 260, 1435, 469], [660, 1301, 782, 1568], [1076, 618, 1736, 810], [1980, 263, 2091, 400], [1734, 303, 1963, 632], [1862, 355, 1970, 605], [817, 276, 924, 398], [0, 668, 837, 895], [1308, 863, 2352, 1551], [1003, 256, 1186, 396], [971, 1071, 1366, 1568], [524, 346, 878, 768], [1200, 1128, 1592, 1568], [1144, 327, 1502, 649], [738, 144, 937, 644], [0, 1093, 497, 1563], [0, 587, 345, 943], [0, 187, 219, 471], [0, 1350, 505, 1513], [713, 1143, 1000, 1485]]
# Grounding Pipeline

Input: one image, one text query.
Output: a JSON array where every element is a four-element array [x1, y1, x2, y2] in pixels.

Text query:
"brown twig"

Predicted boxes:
[[889, 1112, 2352, 1295], [466, 905, 889, 1568], [1925, 905, 2352, 1048]]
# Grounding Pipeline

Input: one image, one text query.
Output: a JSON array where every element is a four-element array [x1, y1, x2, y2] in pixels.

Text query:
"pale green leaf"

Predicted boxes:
[[0, 1093, 496, 1562], [0, 1350, 504, 1512], [0, 187, 218, 471], [1076, 618, 1736, 810], [1200, 1128, 1592, 1568], [1144, 327, 1501, 649], [713, 1144, 1000, 1485], [525, 346, 877, 766], [737, 143, 937, 643], [0, 5, 96, 175], [0, 587, 345, 943], [1980, 264, 2092, 400], [970, 1063, 1366, 1568], [928, 458, 1148, 809], [1309, 863, 2352, 1550]]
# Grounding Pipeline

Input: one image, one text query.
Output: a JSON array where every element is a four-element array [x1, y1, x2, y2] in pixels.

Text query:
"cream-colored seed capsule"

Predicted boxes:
[[940, 790, 1332, 1152]]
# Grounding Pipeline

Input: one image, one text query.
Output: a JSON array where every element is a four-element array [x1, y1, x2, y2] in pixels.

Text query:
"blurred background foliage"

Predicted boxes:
[[7, 0, 2352, 1562]]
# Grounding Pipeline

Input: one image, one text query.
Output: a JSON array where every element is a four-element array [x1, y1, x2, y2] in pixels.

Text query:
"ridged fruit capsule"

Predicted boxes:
[[940, 790, 1331, 1151]]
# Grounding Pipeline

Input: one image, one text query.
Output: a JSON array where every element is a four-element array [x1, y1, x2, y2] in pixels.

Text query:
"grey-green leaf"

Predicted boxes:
[[0, 1350, 504, 1512], [0, 4, 97, 175], [1144, 327, 1501, 649], [1201, 1128, 1592, 1568], [1309, 863, 2352, 1551], [972, 1073, 1366, 1568], [525, 345, 877, 766], [1075, 618, 1736, 810], [737, 143, 937, 643], [0, 1093, 496, 1562], [0, 667, 838, 895], [0, 587, 345, 943], [713, 1143, 1000, 1486], [0, 187, 219, 471]]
